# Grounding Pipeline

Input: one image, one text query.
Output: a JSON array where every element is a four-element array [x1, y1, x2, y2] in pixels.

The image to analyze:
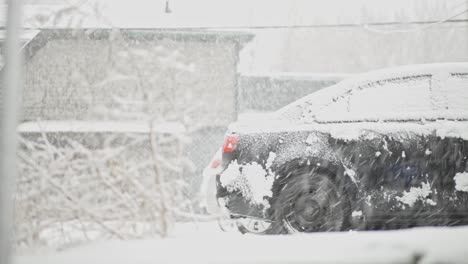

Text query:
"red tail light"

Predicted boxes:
[[223, 134, 239, 153]]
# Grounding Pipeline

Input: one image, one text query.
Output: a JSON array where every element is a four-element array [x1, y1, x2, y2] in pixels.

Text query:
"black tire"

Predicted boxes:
[[236, 218, 275, 234], [273, 170, 347, 233]]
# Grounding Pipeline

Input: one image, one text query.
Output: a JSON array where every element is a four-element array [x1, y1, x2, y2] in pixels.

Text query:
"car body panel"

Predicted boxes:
[[215, 63, 468, 229]]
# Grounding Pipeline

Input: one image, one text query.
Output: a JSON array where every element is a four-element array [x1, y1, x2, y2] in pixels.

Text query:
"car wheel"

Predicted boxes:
[[217, 218, 239, 232], [275, 172, 346, 233], [236, 218, 273, 234]]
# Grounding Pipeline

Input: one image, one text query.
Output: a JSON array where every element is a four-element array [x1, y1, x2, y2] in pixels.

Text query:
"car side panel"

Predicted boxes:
[[342, 132, 468, 225], [218, 124, 468, 225]]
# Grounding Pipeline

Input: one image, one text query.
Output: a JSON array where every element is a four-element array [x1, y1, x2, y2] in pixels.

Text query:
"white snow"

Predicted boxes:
[[396, 182, 435, 207], [14, 222, 468, 264], [17, 120, 185, 134], [277, 63, 468, 129], [219, 161, 241, 187], [265, 152, 276, 169], [230, 119, 468, 142], [200, 149, 223, 215], [231, 71, 468, 141], [352, 210, 363, 217], [344, 168, 358, 184], [446, 73, 468, 113], [242, 163, 274, 207], [454, 172, 468, 193], [219, 160, 274, 208], [306, 133, 321, 145], [8, 1, 463, 29], [344, 76, 432, 120]]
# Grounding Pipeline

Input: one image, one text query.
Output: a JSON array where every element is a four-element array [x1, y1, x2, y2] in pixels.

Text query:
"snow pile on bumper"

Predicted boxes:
[[219, 153, 276, 209], [454, 172, 468, 192]]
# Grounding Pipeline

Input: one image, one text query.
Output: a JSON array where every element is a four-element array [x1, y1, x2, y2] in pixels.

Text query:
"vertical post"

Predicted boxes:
[[1, 0, 22, 263]]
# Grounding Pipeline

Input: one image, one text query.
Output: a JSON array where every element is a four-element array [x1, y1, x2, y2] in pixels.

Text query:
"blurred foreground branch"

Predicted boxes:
[[15, 121, 197, 249]]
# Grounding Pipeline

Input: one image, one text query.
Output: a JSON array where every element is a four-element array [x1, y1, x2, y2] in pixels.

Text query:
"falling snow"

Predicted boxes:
[[4, 1, 468, 263]]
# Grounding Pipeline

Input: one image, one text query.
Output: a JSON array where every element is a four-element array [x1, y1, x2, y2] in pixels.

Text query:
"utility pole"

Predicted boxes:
[[1, 0, 22, 263]]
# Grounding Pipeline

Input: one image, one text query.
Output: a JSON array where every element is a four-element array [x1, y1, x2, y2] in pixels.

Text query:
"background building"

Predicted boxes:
[[5, 28, 252, 198], [20, 29, 252, 126]]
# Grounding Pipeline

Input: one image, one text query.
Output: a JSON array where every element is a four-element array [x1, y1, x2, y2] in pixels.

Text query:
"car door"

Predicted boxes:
[[429, 72, 468, 215]]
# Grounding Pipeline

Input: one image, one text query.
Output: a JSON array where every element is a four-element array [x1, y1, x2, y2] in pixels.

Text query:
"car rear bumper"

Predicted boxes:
[[216, 175, 270, 220]]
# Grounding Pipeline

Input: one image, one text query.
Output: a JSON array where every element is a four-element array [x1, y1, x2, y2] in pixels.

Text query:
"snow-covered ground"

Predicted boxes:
[[14, 221, 468, 264]]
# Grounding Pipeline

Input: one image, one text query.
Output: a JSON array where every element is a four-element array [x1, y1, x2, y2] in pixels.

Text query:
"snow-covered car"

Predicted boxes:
[[215, 63, 468, 234]]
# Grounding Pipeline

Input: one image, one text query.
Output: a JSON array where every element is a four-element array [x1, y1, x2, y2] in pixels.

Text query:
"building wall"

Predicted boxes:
[[22, 30, 247, 128], [19, 29, 252, 200], [239, 73, 349, 113]]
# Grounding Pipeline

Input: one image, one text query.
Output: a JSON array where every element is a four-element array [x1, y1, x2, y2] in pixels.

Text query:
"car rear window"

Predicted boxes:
[[447, 73, 468, 114], [349, 76, 432, 114], [313, 75, 433, 122]]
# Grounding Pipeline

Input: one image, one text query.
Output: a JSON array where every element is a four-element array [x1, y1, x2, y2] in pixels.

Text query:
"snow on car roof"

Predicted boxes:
[[276, 62, 468, 121], [229, 63, 468, 140]]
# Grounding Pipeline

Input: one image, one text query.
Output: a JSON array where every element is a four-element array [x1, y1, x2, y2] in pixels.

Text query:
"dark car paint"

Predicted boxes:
[[216, 125, 468, 228]]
